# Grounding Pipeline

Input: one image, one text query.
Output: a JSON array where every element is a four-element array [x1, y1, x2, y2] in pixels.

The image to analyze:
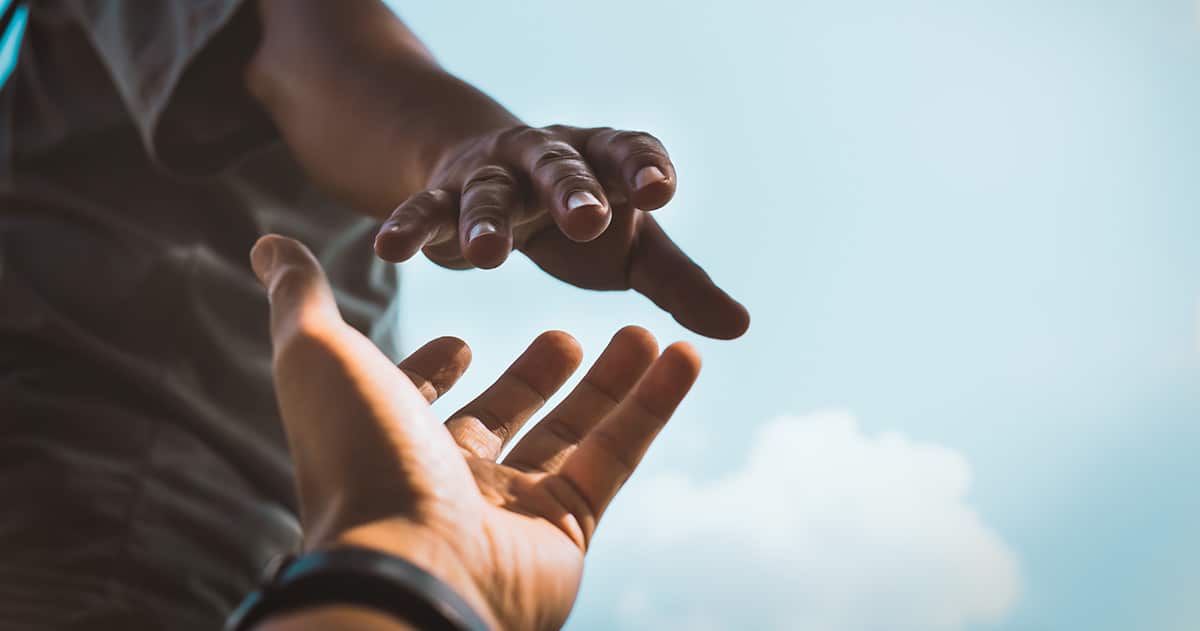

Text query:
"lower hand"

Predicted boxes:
[[251, 234, 702, 630]]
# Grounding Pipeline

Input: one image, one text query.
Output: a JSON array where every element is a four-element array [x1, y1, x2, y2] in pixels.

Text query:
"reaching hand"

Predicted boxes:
[[251, 234, 702, 630], [372, 125, 750, 340]]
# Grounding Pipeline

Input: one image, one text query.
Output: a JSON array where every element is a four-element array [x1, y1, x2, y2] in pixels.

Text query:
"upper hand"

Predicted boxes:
[[372, 125, 750, 340], [251, 234, 702, 630]]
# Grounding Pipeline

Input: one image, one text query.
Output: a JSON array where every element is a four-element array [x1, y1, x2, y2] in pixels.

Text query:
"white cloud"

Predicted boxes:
[[571, 411, 1020, 631]]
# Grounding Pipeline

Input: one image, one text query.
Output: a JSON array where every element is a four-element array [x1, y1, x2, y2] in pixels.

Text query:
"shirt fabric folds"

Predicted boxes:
[[0, 2, 400, 628]]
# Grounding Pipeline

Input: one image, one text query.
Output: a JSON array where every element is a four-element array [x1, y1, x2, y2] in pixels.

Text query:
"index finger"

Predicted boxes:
[[397, 336, 472, 404]]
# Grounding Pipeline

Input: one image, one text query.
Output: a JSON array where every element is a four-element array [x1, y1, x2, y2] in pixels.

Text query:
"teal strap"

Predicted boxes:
[[0, 0, 29, 89]]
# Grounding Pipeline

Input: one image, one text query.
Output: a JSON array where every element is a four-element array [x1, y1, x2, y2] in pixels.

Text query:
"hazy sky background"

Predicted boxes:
[[387, 1, 1200, 629]]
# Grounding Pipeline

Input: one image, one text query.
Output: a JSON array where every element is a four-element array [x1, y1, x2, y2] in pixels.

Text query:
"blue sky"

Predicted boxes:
[[388, 1, 1200, 629]]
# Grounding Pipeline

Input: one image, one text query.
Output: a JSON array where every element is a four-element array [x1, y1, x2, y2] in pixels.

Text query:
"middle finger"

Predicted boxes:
[[444, 331, 582, 460]]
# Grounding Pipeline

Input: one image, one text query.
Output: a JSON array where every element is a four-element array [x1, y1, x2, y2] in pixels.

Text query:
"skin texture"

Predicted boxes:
[[258, 607, 419, 631], [248, 235, 703, 631], [247, 0, 749, 339]]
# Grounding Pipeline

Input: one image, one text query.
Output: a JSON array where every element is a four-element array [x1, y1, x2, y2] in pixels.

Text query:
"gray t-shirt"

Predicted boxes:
[[0, 2, 399, 626]]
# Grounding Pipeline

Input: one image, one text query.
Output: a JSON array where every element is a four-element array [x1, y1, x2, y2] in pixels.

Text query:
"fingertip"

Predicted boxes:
[[611, 325, 660, 359], [402, 336, 474, 400], [707, 302, 751, 340], [634, 341, 701, 418], [426, 335, 473, 367], [251, 235, 343, 351], [463, 224, 512, 270], [563, 192, 611, 242], [380, 188, 456, 262], [731, 303, 751, 337], [374, 224, 425, 263], [496, 330, 584, 402], [577, 326, 657, 396], [533, 330, 584, 366], [564, 205, 611, 242], [631, 166, 674, 210], [660, 341, 702, 378], [673, 294, 751, 341], [251, 234, 315, 288], [429, 335, 470, 348], [249, 234, 281, 285]]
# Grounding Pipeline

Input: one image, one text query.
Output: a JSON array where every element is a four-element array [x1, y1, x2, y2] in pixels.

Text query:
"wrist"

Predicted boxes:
[[254, 605, 422, 631], [237, 543, 497, 631], [327, 521, 502, 631]]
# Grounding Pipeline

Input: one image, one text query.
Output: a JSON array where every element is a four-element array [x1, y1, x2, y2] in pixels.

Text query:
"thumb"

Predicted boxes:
[[251, 234, 342, 349], [629, 217, 750, 340], [249, 235, 475, 538]]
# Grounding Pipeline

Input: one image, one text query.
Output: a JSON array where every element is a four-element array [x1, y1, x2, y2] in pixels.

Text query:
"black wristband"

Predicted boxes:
[[224, 546, 492, 631]]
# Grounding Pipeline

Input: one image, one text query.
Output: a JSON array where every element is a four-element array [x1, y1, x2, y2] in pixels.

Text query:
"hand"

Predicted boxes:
[[250, 234, 702, 630], [372, 125, 750, 340]]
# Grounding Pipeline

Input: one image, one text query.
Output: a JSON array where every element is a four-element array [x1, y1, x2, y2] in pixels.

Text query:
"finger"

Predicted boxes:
[[512, 131, 610, 242], [250, 235, 475, 524], [630, 215, 751, 339], [583, 128, 677, 210], [251, 234, 343, 345], [458, 165, 518, 269], [503, 326, 658, 474], [557, 342, 701, 534], [445, 331, 582, 460], [396, 336, 472, 404], [375, 189, 456, 262]]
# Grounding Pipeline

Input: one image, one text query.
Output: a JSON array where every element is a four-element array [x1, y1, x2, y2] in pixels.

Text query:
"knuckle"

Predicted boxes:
[[617, 134, 668, 159], [531, 141, 584, 172], [409, 188, 452, 208], [462, 165, 517, 196], [582, 127, 618, 155], [542, 123, 576, 137], [609, 130, 667, 154], [459, 203, 508, 223], [585, 126, 618, 143], [588, 428, 638, 475], [397, 189, 452, 218], [496, 125, 555, 149], [461, 167, 522, 218], [611, 129, 651, 144], [458, 195, 513, 222], [586, 129, 670, 171], [550, 172, 599, 195]]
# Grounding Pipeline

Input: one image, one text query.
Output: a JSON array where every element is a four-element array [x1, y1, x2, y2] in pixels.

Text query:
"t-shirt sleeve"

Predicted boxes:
[[57, 0, 276, 174]]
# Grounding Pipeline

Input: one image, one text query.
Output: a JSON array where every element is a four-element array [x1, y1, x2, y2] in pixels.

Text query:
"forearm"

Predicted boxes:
[[246, 0, 521, 217]]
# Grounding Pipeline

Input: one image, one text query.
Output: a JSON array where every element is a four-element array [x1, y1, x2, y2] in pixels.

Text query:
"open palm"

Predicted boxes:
[[252, 235, 700, 630]]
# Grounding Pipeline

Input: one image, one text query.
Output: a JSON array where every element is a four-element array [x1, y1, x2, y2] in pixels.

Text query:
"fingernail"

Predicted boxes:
[[249, 238, 277, 285], [468, 220, 499, 243], [634, 165, 667, 191], [566, 190, 602, 212]]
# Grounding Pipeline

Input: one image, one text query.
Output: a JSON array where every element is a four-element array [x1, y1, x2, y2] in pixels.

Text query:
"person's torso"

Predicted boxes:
[[0, 5, 400, 507]]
